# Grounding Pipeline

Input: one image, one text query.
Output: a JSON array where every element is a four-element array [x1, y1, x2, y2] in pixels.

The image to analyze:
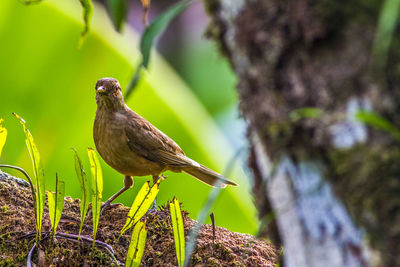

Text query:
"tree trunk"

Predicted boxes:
[[204, 0, 400, 266]]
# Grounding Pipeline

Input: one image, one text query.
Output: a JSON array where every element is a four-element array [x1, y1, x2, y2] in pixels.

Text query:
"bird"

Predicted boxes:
[[93, 77, 237, 212]]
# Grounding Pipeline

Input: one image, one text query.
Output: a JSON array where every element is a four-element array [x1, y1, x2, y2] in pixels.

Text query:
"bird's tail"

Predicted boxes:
[[184, 165, 237, 188]]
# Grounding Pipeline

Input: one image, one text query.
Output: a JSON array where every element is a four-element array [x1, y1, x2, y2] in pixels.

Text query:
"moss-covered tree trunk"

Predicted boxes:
[[204, 0, 400, 266]]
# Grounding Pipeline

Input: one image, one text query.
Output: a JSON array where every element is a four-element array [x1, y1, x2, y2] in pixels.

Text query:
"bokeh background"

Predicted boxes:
[[0, 0, 258, 234]]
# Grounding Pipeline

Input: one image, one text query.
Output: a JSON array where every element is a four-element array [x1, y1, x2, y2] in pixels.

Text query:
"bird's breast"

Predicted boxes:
[[93, 110, 164, 177]]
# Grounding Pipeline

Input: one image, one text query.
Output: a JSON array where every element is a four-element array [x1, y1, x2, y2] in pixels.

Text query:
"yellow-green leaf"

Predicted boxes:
[[13, 113, 45, 243], [87, 147, 103, 247], [170, 197, 185, 267], [48, 175, 65, 240], [72, 148, 90, 239], [121, 178, 163, 235], [0, 118, 7, 158], [125, 220, 147, 267]]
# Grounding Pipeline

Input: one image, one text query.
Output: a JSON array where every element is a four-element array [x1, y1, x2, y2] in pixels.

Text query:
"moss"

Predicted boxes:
[[327, 144, 400, 264], [0, 175, 277, 266]]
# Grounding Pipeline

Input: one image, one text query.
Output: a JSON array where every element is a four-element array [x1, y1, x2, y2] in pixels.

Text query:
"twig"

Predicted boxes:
[[56, 232, 118, 264]]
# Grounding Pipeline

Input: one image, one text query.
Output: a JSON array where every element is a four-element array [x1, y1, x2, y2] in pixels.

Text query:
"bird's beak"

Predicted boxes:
[[96, 86, 107, 95]]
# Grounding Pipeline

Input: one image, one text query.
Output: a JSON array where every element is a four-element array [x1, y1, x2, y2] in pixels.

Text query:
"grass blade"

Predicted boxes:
[[0, 118, 7, 158], [13, 113, 45, 244], [87, 148, 103, 248], [125, 220, 147, 267], [125, 0, 192, 98], [170, 197, 185, 267], [79, 0, 93, 46], [106, 0, 128, 32], [120, 178, 163, 235], [72, 148, 90, 239], [48, 174, 65, 243]]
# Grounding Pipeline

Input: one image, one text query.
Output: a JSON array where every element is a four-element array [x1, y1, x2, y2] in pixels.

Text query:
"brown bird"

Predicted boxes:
[[93, 77, 237, 211]]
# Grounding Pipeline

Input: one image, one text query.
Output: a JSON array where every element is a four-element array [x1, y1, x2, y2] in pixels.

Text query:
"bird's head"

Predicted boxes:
[[95, 78, 125, 110]]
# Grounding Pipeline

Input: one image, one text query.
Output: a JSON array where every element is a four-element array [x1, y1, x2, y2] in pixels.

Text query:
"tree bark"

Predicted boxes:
[[204, 0, 400, 266]]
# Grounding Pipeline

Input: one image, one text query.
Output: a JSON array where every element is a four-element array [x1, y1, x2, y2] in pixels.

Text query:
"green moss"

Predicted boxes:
[[328, 144, 400, 264]]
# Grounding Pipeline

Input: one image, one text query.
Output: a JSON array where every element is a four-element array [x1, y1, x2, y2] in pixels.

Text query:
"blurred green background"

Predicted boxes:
[[0, 0, 258, 234]]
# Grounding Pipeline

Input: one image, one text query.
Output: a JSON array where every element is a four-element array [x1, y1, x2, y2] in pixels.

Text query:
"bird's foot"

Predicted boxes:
[[147, 198, 158, 213]]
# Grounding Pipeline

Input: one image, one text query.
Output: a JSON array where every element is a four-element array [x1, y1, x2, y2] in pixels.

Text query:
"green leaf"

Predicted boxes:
[[372, 0, 400, 68], [140, 0, 190, 68], [121, 178, 163, 235], [355, 110, 400, 142], [48, 174, 65, 241], [0, 118, 7, 158], [106, 0, 127, 32], [87, 147, 103, 247], [72, 148, 90, 239], [125, 220, 147, 267], [170, 197, 185, 267], [125, 0, 192, 98], [79, 0, 93, 45], [289, 107, 324, 122], [13, 112, 45, 244]]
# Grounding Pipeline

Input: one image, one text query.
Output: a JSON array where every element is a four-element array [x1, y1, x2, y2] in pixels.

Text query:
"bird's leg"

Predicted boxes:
[[150, 174, 160, 211], [100, 175, 134, 214]]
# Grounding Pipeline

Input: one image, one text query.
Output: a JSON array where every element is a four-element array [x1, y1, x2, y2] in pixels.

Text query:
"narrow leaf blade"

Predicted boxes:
[[121, 178, 163, 235], [372, 0, 400, 68], [79, 0, 94, 45], [48, 177, 65, 239], [125, 220, 147, 267], [140, 0, 190, 68], [0, 118, 7, 158], [88, 148, 103, 246], [170, 197, 185, 267], [355, 110, 400, 141], [289, 107, 323, 121], [125, 0, 191, 98], [106, 0, 127, 32], [72, 148, 90, 238], [13, 113, 45, 243]]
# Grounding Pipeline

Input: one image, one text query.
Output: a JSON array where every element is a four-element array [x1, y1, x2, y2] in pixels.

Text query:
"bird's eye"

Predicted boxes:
[[114, 87, 118, 94]]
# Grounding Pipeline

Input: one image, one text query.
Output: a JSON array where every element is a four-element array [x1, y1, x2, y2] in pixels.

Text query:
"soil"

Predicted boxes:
[[0, 171, 278, 266]]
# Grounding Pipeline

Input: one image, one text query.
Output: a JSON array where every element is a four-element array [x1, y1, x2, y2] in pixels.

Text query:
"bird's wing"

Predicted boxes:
[[124, 111, 194, 167]]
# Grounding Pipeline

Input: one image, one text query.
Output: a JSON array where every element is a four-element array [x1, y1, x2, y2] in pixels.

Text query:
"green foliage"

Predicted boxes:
[[0, 118, 7, 158], [355, 110, 400, 141], [125, 220, 147, 267], [289, 107, 324, 121], [48, 174, 65, 242], [87, 147, 103, 247], [79, 0, 93, 44], [13, 113, 45, 244], [126, 0, 192, 97], [121, 178, 163, 235], [72, 148, 91, 239], [106, 0, 127, 32], [170, 197, 185, 267], [372, 0, 400, 68]]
